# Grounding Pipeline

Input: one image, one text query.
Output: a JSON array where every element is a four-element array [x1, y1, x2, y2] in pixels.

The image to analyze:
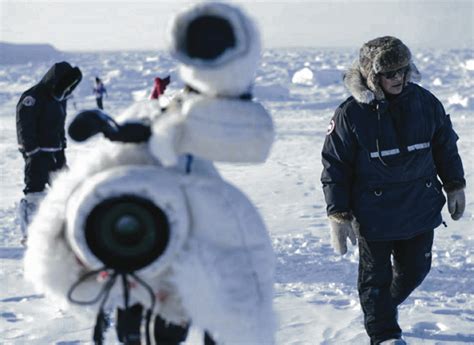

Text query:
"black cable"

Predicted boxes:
[[93, 273, 117, 345], [121, 274, 130, 310], [93, 310, 107, 345], [144, 309, 152, 345], [130, 273, 156, 312], [131, 272, 157, 345], [67, 267, 115, 305], [68, 268, 118, 345]]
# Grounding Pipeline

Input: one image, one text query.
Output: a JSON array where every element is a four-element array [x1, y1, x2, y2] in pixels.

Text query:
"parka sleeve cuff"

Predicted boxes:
[[328, 212, 353, 224], [443, 180, 466, 193]]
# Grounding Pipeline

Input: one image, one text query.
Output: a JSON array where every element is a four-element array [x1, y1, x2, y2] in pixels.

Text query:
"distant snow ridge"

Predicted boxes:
[[0, 42, 62, 64]]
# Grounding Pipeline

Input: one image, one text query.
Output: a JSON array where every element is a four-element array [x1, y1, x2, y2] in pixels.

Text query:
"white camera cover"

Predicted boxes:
[[149, 95, 274, 166]]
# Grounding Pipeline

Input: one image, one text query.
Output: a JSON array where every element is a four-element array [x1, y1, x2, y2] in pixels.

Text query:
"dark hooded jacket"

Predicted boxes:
[[16, 61, 82, 155], [321, 66, 465, 241]]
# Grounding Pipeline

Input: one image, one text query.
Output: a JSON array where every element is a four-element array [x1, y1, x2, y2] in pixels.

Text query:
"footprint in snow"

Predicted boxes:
[[1, 311, 19, 322]]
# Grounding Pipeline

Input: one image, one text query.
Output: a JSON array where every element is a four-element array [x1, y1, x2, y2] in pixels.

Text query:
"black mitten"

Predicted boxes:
[[68, 109, 119, 142], [107, 122, 151, 143], [69, 109, 151, 143]]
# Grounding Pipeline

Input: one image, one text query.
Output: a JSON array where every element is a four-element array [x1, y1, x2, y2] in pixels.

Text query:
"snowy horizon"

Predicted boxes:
[[5, 41, 474, 54], [1, 1, 473, 51]]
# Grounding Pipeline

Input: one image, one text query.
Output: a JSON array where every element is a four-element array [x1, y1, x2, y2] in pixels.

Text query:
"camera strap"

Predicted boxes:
[[68, 268, 156, 345]]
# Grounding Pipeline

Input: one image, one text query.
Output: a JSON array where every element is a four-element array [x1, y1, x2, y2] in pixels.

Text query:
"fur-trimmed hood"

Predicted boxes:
[[343, 36, 421, 104], [167, 2, 261, 97], [343, 61, 421, 104]]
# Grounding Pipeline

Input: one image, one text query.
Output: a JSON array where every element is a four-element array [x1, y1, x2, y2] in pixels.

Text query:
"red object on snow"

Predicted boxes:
[[150, 76, 171, 99]]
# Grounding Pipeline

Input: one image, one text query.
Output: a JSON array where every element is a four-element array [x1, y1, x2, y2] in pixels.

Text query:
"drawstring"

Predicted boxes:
[[375, 103, 389, 167], [68, 268, 156, 345]]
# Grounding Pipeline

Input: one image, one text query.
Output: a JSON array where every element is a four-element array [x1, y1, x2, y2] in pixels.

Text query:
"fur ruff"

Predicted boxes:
[[168, 2, 261, 97], [343, 60, 421, 103]]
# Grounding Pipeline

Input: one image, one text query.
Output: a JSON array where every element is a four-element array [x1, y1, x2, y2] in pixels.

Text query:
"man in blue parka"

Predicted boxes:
[[16, 61, 82, 243], [321, 36, 465, 345]]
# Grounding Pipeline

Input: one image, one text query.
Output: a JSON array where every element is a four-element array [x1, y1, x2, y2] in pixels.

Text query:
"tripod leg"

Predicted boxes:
[[204, 331, 217, 345], [154, 314, 189, 345], [116, 304, 143, 344]]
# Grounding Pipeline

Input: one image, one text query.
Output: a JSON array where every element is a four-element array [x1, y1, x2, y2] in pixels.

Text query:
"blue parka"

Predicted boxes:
[[321, 80, 465, 241], [16, 62, 82, 156]]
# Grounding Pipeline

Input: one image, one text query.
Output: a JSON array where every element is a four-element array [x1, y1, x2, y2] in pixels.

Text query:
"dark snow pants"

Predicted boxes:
[[358, 230, 434, 344], [22, 150, 66, 194], [96, 97, 103, 110]]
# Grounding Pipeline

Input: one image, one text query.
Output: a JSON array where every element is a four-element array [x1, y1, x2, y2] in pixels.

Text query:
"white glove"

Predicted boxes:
[[447, 188, 465, 220], [329, 216, 358, 255]]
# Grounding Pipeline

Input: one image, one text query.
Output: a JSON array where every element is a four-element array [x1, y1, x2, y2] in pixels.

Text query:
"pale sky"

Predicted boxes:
[[1, 0, 473, 51]]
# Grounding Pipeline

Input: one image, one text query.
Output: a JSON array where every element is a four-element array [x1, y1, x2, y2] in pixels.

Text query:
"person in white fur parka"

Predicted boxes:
[[23, 2, 276, 345]]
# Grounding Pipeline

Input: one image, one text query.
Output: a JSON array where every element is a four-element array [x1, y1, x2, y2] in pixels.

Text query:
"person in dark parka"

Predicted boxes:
[[321, 36, 465, 345], [16, 61, 82, 243], [93, 76, 107, 109]]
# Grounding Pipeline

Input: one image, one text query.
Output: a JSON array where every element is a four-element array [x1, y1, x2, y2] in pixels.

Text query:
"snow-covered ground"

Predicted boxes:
[[1, 48, 473, 344]]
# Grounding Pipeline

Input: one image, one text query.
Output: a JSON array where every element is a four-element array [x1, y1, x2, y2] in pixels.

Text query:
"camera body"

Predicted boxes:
[[66, 166, 189, 276], [24, 2, 276, 343]]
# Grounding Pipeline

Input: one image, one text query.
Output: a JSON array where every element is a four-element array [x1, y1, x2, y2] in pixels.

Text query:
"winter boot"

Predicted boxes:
[[18, 191, 46, 246]]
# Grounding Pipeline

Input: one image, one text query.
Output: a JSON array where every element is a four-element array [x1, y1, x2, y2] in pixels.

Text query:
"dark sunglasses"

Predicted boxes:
[[380, 66, 409, 79]]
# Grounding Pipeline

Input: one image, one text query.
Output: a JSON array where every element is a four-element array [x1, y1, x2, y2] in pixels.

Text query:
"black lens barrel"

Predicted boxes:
[[85, 196, 170, 273]]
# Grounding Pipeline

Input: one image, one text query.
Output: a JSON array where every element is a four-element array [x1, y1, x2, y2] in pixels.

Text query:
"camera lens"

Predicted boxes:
[[114, 215, 142, 245], [85, 196, 170, 273]]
